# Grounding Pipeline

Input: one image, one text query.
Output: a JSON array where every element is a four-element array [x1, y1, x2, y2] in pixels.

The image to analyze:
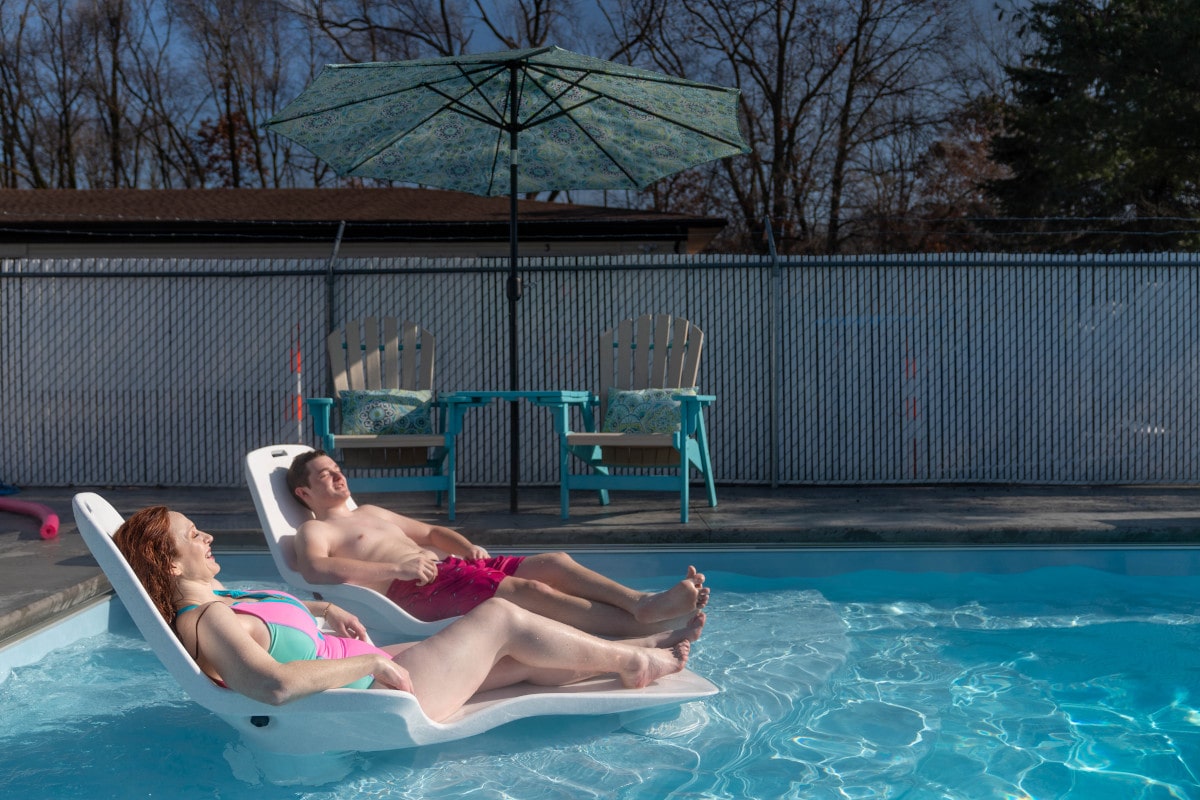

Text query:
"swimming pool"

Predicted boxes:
[[2, 546, 1199, 799]]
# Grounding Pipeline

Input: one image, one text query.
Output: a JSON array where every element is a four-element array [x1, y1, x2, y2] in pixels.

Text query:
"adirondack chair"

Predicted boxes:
[[307, 317, 461, 518], [556, 314, 717, 522]]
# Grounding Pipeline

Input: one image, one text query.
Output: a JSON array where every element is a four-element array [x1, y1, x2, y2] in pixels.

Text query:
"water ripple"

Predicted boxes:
[[4, 570, 1200, 798]]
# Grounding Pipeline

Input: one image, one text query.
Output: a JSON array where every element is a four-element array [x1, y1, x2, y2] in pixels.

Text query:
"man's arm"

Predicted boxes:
[[293, 520, 436, 587], [425, 525, 488, 560], [364, 506, 489, 560]]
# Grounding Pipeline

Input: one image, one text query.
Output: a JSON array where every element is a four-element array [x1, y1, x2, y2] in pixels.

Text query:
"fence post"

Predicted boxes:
[[765, 217, 781, 488], [323, 221, 346, 397]]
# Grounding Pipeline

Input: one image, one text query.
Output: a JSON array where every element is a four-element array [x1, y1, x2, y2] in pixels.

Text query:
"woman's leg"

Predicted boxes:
[[392, 598, 690, 722], [473, 612, 705, 693]]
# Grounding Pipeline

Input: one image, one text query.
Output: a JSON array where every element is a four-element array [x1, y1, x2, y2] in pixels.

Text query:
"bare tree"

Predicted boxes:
[[175, 0, 307, 187], [471, 0, 579, 48], [118, 2, 209, 187], [287, 0, 476, 60], [606, 0, 980, 254], [77, 0, 140, 186], [0, 0, 48, 187], [30, 0, 90, 187], [0, 0, 206, 189]]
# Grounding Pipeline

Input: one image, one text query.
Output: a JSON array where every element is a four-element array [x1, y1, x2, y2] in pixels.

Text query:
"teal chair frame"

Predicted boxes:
[[555, 314, 717, 522], [307, 317, 461, 519]]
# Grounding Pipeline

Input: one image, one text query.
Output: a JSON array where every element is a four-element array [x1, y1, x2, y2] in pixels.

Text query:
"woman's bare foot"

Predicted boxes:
[[621, 641, 691, 689], [622, 612, 706, 648], [633, 566, 709, 623]]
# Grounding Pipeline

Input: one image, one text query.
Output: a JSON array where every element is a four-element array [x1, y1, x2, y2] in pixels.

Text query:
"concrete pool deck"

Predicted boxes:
[[3, 483, 1200, 645]]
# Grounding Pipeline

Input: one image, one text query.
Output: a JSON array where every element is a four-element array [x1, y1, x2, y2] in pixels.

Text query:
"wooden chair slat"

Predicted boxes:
[[417, 327, 435, 389], [327, 329, 350, 394], [363, 317, 383, 389], [649, 314, 672, 387], [679, 324, 703, 388], [598, 325, 617, 421], [383, 317, 401, 389], [399, 320, 417, 388], [345, 324, 366, 390], [631, 315, 651, 388]]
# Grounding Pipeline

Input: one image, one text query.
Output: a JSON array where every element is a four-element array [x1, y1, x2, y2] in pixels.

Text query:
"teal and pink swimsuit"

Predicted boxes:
[[176, 589, 391, 689]]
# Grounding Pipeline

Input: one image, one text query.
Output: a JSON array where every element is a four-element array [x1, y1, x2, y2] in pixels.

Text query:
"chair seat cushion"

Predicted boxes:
[[601, 387, 696, 434], [340, 389, 433, 435]]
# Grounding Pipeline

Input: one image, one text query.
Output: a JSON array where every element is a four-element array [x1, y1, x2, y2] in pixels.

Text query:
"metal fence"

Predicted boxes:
[[2, 252, 1197, 487]]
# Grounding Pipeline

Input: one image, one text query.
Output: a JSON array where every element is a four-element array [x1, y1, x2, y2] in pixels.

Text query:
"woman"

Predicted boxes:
[[114, 506, 701, 722]]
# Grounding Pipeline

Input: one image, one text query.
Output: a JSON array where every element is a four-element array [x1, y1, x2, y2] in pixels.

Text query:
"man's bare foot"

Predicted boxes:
[[633, 566, 709, 623], [623, 612, 706, 648], [621, 641, 690, 689]]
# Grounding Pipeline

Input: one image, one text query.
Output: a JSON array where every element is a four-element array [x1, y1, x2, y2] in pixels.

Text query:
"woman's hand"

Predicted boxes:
[[369, 655, 414, 694], [322, 604, 369, 641]]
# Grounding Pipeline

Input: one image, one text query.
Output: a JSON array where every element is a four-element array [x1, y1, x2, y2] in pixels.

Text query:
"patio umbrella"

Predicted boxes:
[[264, 45, 749, 510]]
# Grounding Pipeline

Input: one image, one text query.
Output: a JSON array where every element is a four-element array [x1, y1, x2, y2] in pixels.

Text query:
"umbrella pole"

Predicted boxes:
[[507, 68, 521, 513], [508, 188, 520, 513]]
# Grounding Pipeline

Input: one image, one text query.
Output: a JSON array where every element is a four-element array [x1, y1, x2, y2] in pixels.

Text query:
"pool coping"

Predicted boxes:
[[3, 482, 1200, 646]]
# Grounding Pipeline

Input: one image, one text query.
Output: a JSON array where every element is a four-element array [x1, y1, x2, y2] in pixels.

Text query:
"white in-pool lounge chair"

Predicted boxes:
[[244, 443, 449, 638], [73, 492, 717, 755]]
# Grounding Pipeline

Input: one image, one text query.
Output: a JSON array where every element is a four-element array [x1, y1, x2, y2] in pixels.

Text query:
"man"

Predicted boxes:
[[285, 450, 709, 637]]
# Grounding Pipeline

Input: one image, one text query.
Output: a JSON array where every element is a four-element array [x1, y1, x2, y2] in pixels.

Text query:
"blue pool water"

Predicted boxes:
[[2, 547, 1200, 799]]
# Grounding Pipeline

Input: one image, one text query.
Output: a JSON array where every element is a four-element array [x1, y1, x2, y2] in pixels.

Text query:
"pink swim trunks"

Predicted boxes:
[[385, 555, 526, 621]]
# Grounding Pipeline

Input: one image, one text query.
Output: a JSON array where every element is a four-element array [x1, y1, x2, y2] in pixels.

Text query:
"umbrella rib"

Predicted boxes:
[[516, 67, 745, 188], [264, 63, 496, 124], [442, 62, 512, 130], [482, 65, 520, 195], [338, 65, 516, 175], [447, 60, 521, 196], [522, 63, 746, 150], [516, 69, 597, 129]]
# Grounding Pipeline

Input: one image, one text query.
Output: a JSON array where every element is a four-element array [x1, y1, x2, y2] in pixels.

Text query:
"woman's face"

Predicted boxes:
[[168, 511, 220, 579]]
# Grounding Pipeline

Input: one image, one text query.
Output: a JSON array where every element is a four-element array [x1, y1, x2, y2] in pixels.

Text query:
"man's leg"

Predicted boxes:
[[508, 553, 708, 625], [493, 576, 673, 636]]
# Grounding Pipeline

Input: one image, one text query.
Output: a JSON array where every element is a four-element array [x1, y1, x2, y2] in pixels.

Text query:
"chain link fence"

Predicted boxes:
[[2, 252, 1197, 487]]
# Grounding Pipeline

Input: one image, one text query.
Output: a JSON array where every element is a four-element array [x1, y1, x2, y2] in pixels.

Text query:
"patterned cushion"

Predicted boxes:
[[601, 387, 697, 434], [340, 389, 433, 435]]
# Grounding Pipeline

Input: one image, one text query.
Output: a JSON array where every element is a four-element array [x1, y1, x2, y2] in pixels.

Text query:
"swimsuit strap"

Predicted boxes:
[[178, 601, 223, 663], [175, 589, 279, 617], [174, 593, 278, 672]]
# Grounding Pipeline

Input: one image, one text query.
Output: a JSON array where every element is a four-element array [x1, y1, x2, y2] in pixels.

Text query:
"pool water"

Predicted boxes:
[[3, 549, 1200, 799]]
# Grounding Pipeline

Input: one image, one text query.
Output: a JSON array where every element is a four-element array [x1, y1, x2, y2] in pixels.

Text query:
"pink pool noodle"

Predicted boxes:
[[0, 497, 59, 539]]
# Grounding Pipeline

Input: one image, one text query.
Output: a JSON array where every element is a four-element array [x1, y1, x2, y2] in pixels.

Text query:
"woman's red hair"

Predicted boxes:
[[113, 506, 179, 626]]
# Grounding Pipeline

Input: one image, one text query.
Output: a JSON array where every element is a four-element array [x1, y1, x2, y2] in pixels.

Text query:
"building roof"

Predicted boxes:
[[0, 187, 725, 257]]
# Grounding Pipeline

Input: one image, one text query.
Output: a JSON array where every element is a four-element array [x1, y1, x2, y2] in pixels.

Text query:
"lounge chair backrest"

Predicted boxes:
[[243, 444, 453, 637], [328, 317, 434, 394], [71, 493, 269, 718], [598, 314, 704, 422]]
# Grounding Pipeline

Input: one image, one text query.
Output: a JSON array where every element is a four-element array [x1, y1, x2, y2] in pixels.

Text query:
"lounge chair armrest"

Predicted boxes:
[[675, 393, 714, 440], [676, 392, 715, 406], [306, 397, 335, 438]]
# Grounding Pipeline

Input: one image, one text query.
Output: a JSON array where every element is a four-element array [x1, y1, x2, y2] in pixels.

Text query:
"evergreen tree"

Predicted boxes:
[[989, 0, 1200, 250]]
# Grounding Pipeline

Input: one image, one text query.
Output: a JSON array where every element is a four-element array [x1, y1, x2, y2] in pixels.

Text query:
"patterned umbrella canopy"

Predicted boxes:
[[264, 46, 748, 195], [265, 46, 748, 510]]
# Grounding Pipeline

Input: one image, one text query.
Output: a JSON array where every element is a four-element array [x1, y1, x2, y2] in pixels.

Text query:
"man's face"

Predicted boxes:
[[298, 455, 350, 507]]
